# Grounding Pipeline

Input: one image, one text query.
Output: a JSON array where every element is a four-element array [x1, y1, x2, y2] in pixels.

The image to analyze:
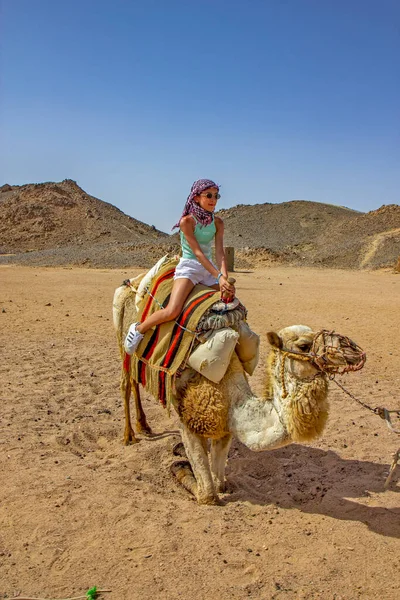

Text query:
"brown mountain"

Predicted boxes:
[[217, 201, 400, 269], [218, 200, 361, 249], [0, 179, 168, 253], [0, 180, 399, 269], [309, 204, 400, 269]]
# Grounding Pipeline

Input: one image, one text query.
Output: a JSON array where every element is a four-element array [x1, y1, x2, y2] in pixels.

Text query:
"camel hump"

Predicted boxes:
[[113, 273, 146, 350]]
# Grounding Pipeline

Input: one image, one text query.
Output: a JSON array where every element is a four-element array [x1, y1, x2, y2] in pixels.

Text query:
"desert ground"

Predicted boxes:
[[1, 264, 399, 600]]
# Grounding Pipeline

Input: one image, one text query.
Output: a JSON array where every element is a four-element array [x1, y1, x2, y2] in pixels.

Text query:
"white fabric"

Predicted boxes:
[[235, 321, 260, 376], [174, 257, 218, 287], [135, 254, 169, 310], [188, 327, 239, 383]]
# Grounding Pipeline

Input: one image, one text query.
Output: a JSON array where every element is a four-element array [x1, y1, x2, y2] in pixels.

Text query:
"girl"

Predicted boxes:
[[124, 178, 235, 354]]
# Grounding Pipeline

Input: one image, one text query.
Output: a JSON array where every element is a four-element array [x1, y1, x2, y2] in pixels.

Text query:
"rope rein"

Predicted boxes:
[[330, 377, 400, 433]]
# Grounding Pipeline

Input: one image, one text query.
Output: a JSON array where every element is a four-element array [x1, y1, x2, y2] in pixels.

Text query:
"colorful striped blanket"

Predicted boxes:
[[131, 257, 219, 410]]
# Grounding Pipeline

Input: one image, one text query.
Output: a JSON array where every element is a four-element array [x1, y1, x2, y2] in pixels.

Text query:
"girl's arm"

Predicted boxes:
[[180, 216, 234, 294]]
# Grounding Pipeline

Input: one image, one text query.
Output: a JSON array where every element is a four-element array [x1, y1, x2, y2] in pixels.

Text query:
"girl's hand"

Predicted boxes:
[[219, 275, 235, 299]]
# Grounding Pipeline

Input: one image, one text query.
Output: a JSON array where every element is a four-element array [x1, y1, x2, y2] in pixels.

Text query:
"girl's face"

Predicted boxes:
[[195, 187, 220, 212]]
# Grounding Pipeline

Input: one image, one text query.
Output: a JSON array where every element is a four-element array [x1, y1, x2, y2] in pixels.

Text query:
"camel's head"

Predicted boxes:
[[267, 325, 319, 379], [267, 325, 366, 378], [266, 325, 365, 442]]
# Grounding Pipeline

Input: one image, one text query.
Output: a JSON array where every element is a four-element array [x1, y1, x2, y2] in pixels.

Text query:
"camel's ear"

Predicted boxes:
[[267, 331, 283, 349]]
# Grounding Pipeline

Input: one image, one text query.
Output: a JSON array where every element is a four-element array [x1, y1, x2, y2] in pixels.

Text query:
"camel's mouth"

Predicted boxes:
[[310, 330, 366, 374]]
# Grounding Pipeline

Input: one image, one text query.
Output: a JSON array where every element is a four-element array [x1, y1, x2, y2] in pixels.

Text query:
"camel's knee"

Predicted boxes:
[[197, 492, 223, 506]]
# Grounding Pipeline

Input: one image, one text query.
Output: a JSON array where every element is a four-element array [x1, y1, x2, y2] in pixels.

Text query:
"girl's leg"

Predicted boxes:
[[137, 277, 195, 334], [125, 278, 195, 354]]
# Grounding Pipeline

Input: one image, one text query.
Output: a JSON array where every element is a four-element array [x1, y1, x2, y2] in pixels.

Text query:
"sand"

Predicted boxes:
[[0, 264, 399, 600]]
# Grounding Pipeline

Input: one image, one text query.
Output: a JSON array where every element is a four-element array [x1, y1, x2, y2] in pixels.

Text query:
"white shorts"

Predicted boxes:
[[174, 258, 218, 287]]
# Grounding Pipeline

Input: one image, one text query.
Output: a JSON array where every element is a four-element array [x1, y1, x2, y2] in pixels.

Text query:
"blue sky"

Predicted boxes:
[[1, 0, 399, 232]]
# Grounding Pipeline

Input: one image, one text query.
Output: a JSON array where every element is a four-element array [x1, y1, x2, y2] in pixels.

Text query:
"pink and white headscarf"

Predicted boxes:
[[173, 178, 219, 229]]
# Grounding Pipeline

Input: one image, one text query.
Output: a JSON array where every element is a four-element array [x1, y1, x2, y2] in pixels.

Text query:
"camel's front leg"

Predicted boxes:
[[210, 434, 232, 493], [176, 424, 220, 505]]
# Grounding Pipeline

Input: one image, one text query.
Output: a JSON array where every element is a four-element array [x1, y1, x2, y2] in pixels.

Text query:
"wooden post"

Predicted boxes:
[[225, 246, 235, 272]]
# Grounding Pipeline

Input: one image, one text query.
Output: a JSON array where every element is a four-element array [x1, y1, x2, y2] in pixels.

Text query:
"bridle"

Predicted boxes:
[[274, 329, 367, 399]]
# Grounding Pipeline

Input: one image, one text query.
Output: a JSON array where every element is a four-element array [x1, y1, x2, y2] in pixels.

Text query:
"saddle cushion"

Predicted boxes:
[[187, 327, 240, 383], [235, 321, 260, 376], [135, 254, 170, 310]]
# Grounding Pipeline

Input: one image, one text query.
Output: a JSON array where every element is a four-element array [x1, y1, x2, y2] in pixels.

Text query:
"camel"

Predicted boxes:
[[113, 278, 365, 505]]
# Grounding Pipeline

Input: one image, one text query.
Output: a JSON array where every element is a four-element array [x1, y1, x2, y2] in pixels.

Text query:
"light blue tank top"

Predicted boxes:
[[180, 215, 216, 260]]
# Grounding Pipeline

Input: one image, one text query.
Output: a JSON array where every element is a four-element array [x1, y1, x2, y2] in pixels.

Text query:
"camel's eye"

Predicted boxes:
[[297, 343, 311, 353]]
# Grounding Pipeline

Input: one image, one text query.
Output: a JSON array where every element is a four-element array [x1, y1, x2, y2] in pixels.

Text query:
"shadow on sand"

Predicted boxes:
[[224, 443, 400, 538]]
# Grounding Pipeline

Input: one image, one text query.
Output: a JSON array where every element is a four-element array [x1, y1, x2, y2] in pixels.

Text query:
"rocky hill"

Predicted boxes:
[[0, 180, 399, 270], [218, 201, 400, 269], [311, 204, 400, 269], [219, 200, 360, 249], [0, 180, 168, 252]]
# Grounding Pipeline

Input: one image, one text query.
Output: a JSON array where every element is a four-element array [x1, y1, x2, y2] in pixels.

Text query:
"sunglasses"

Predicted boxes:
[[200, 192, 221, 200]]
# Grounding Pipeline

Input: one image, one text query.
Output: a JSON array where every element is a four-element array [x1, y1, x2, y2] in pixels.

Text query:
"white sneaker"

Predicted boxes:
[[124, 322, 144, 355]]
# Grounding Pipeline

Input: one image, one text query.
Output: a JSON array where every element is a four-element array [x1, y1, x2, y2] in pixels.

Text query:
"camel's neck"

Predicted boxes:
[[229, 390, 290, 451], [228, 356, 329, 452]]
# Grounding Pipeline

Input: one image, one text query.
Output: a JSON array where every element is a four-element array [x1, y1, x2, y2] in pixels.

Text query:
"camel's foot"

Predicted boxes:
[[136, 420, 153, 436], [172, 441, 187, 458], [170, 460, 222, 505], [124, 427, 139, 446]]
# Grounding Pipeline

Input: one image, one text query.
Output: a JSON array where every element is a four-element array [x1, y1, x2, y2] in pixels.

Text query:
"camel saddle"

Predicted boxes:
[[130, 257, 247, 410]]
